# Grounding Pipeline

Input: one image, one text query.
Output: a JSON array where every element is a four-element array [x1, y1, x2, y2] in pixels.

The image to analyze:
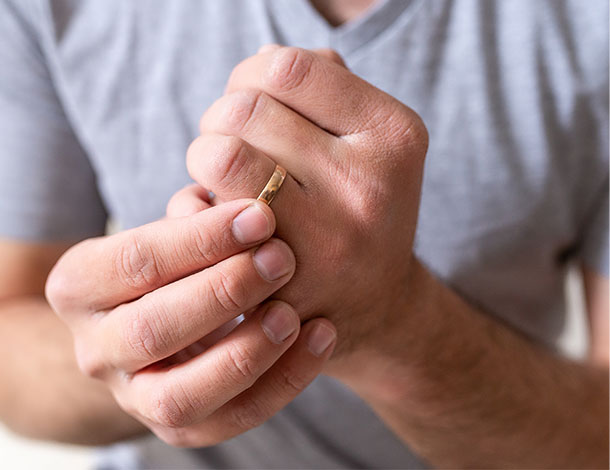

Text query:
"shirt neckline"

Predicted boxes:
[[266, 0, 417, 57]]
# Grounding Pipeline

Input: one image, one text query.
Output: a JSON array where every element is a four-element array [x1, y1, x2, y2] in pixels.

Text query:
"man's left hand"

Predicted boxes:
[[189, 46, 428, 362]]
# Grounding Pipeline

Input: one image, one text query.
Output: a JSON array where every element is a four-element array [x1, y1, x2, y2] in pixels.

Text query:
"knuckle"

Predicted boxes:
[[121, 309, 165, 363], [209, 269, 249, 314], [149, 384, 191, 429], [183, 219, 222, 267], [223, 341, 257, 388], [275, 365, 310, 395], [114, 231, 164, 291], [376, 104, 429, 160], [187, 135, 251, 194], [219, 89, 264, 134], [350, 178, 392, 224], [229, 396, 267, 431], [408, 112, 430, 157], [209, 136, 250, 190], [331, 158, 391, 225], [265, 47, 314, 93]]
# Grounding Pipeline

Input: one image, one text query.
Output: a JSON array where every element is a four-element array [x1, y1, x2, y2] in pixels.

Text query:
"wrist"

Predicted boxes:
[[326, 256, 444, 403]]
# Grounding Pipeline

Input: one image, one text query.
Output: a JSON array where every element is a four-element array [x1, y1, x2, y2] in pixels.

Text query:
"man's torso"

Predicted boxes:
[[19, 0, 609, 467]]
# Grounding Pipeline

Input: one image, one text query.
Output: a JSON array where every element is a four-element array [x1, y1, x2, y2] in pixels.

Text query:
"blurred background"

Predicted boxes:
[[0, 425, 92, 469], [0, 268, 589, 469]]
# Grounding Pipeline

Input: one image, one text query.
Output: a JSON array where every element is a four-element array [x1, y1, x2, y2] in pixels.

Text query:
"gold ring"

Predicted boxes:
[[257, 165, 287, 206]]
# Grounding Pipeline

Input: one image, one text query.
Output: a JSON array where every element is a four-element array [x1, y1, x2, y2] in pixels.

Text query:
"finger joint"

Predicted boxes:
[[211, 136, 251, 191], [223, 341, 257, 388], [221, 89, 264, 134], [150, 383, 193, 429], [209, 269, 248, 314], [229, 396, 267, 431], [265, 47, 314, 93], [114, 232, 164, 292], [122, 309, 166, 364]]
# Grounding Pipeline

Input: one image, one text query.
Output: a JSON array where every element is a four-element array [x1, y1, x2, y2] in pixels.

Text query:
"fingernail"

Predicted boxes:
[[253, 240, 294, 281], [261, 304, 298, 344], [307, 324, 336, 356], [232, 204, 272, 244]]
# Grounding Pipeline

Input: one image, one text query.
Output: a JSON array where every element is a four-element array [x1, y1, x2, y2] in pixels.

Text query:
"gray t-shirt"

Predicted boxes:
[[0, 0, 608, 468]]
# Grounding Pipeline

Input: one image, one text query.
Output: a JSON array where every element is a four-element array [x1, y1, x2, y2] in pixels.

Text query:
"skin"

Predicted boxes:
[[309, 0, 377, 26], [0, 6, 607, 469], [44, 197, 338, 446]]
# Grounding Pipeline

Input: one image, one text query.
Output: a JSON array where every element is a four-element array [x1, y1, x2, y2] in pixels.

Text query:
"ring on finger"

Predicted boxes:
[[257, 165, 287, 206]]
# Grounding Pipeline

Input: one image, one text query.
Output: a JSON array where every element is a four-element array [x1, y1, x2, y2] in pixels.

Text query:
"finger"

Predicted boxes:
[[166, 184, 212, 218], [47, 199, 276, 314], [186, 318, 337, 446], [149, 318, 336, 447], [312, 48, 347, 68], [93, 238, 295, 373], [198, 89, 340, 184], [225, 46, 416, 137], [187, 134, 306, 213], [120, 301, 302, 431]]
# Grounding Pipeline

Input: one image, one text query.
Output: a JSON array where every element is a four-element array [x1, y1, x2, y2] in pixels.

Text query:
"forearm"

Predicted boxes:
[[0, 296, 147, 445], [333, 260, 609, 468]]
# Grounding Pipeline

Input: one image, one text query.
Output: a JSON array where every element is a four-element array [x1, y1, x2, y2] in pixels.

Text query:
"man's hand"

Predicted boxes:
[[46, 198, 336, 447], [187, 46, 609, 468], [190, 46, 428, 357]]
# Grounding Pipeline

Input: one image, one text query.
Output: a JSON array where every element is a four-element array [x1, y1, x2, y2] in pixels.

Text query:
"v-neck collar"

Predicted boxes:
[[266, 0, 418, 57]]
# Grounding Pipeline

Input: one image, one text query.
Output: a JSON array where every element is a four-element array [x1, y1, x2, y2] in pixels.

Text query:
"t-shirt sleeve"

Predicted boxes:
[[0, 0, 107, 242]]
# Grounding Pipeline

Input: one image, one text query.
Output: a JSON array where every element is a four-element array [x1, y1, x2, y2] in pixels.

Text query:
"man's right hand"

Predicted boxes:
[[45, 197, 336, 447]]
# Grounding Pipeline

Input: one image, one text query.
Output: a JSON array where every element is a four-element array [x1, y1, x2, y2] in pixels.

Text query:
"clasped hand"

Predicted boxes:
[[46, 46, 428, 447]]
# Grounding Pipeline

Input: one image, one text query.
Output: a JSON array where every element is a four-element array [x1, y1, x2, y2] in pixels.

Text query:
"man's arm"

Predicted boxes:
[[0, 239, 146, 445], [333, 259, 609, 469], [201, 46, 608, 468]]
